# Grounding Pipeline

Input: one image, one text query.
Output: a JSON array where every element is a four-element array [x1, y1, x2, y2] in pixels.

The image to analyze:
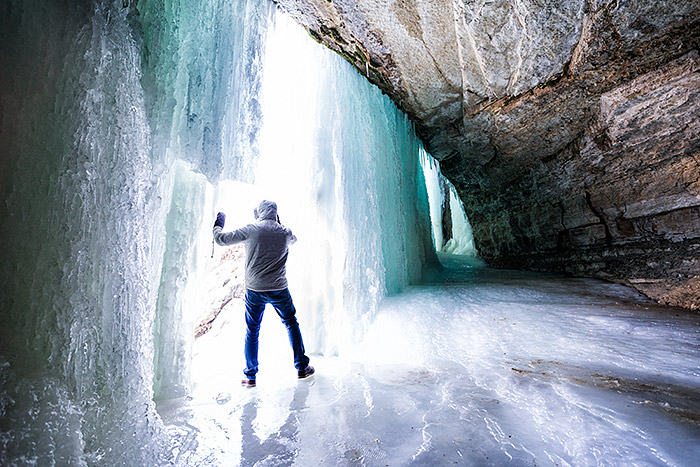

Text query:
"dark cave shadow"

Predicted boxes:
[[239, 381, 311, 466]]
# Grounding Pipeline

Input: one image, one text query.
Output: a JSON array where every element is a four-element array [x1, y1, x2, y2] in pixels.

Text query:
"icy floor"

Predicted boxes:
[[158, 256, 700, 466]]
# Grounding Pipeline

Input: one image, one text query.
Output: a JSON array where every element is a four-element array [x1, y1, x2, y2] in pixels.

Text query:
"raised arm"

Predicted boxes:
[[212, 212, 251, 245]]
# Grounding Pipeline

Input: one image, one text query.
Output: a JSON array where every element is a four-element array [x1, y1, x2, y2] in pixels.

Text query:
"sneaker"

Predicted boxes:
[[298, 365, 315, 379], [241, 378, 256, 388]]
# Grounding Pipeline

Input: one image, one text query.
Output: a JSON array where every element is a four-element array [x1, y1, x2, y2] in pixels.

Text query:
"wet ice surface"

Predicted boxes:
[[159, 256, 700, 466]]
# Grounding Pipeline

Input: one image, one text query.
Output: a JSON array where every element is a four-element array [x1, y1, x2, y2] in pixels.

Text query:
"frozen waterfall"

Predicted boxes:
[[1, 1, 699, 466], [421, 151, 478, 256], [1, 0, 434, 463]]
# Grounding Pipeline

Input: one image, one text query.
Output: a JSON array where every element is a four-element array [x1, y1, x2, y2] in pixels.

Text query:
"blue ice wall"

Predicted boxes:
[[0, 0, 435, 463], [1, 1, 171, 464], [137, 0, 270, 181]]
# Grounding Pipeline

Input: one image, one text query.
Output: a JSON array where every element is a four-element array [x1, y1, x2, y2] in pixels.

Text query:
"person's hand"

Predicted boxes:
[[214, 212, 226, 228]]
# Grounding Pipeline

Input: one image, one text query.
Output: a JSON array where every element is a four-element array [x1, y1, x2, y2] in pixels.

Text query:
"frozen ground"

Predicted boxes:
[[158, 255, 700, 466]]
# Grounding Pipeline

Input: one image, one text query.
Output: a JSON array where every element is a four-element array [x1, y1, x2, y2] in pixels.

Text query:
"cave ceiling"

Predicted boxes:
[[273, 0, 698, 169]]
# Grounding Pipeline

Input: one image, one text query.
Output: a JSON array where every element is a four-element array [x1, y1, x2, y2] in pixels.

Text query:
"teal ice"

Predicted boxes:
[[1, 1, 698, 466]]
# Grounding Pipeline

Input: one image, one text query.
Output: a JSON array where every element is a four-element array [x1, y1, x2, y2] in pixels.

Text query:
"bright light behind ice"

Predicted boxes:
[[183, 8, 435, 396], [254, 13, 349, 357], [228, 9, 434, 358]]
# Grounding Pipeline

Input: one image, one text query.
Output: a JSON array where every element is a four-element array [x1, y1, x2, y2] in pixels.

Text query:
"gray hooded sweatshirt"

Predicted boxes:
[[213, 200, 297, 292]]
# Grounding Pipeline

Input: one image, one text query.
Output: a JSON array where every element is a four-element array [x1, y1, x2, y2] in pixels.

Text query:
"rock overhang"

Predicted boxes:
[[273, 0, 700, 308]]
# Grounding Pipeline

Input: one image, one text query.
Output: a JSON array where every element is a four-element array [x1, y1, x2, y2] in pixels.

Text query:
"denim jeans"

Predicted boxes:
[[243, 288, 310, 379]]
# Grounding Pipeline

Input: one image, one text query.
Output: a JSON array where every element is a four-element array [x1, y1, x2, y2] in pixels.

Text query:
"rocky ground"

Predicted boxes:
[[195, 244, 247, 338]]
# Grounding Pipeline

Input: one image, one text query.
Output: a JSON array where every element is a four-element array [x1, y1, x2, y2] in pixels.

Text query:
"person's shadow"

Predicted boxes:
[[239, 382, 311, 466]]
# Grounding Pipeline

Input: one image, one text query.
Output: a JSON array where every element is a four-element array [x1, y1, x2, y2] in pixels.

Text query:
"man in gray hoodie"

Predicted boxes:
[[213, 200, 314, 387]]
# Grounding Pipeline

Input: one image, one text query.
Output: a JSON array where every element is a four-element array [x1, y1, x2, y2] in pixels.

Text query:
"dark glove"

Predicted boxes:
[[214, 212, 226, 229]]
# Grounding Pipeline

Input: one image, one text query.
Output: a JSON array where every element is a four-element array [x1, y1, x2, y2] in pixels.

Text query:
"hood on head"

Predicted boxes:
[[254, 200, 278, 221]]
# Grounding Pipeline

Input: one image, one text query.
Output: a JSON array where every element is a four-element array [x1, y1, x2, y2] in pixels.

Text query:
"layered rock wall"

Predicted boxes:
[[274, 0, 700, 308], [466, 52, 700, 308]]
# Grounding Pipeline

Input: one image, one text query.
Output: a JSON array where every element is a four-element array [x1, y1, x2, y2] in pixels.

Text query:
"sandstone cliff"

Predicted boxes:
[[274, 0, 700, 309]]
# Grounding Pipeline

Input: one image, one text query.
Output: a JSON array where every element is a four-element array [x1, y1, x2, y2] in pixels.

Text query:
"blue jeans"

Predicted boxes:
[[243, 288, 310, 379]]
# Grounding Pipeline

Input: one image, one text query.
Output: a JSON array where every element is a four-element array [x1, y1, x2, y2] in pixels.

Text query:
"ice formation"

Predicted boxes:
[[2, 1, 171, 464], [421, 151, 478, 256], [1, 0, 434, 464], [1, 1, 698, 466]]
